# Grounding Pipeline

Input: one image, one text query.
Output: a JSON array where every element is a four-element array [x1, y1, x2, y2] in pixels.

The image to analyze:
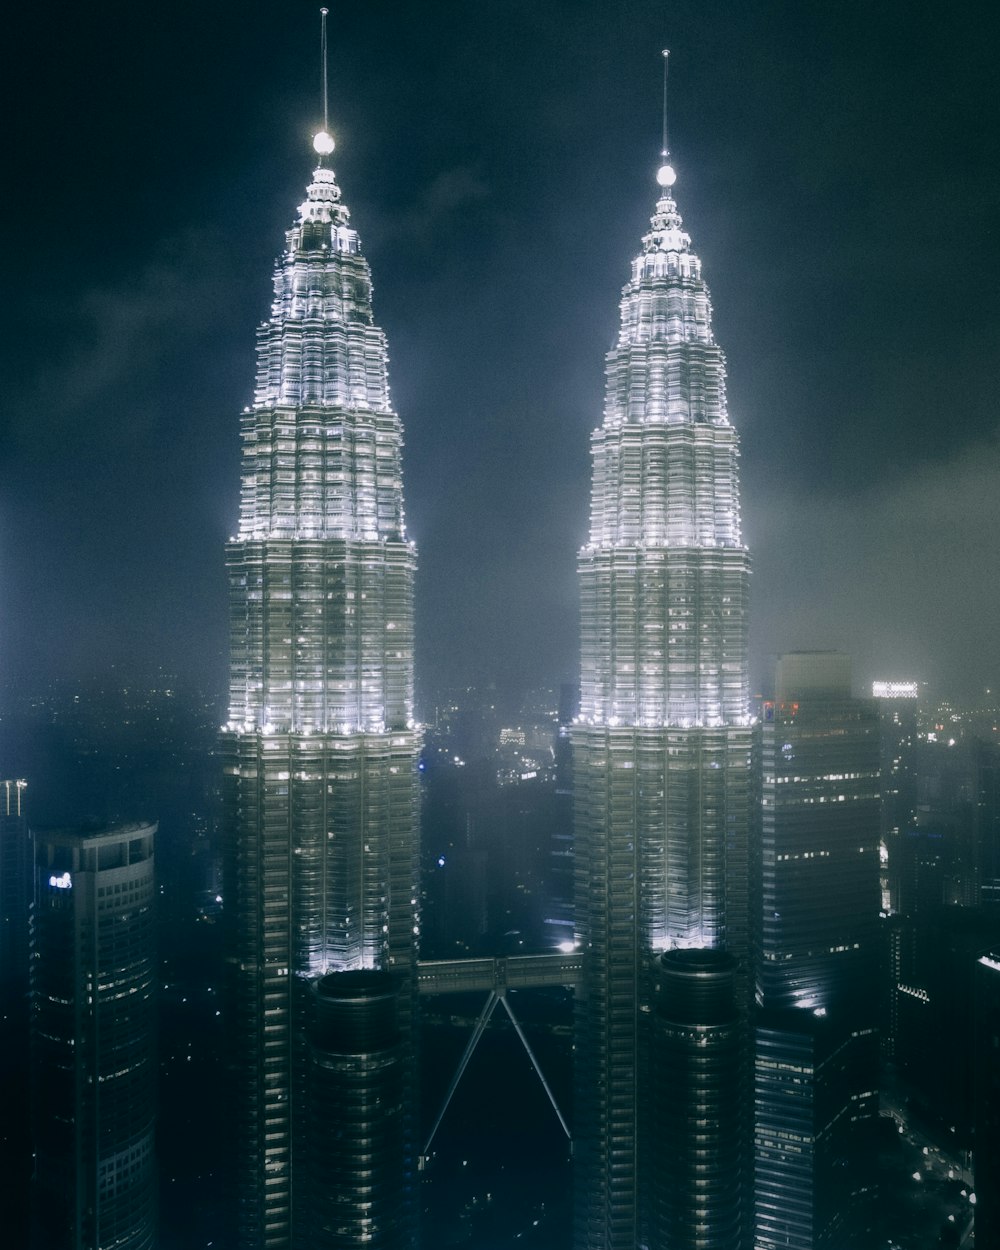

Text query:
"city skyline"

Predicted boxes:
[[4, 1, 999, 708]]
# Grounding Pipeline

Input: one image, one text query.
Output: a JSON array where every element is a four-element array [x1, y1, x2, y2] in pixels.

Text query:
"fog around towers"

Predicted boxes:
[[3, 1, 999, 706]]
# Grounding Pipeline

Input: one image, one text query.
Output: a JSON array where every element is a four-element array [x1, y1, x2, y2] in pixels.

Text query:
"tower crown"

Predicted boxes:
[[643, 190, 693, 257], [297, 165, 351, 230], [235, 157, 406, 549], [227, 152, 415, 735], [586, 179, 742, 557], [579, 154, 750, 730]]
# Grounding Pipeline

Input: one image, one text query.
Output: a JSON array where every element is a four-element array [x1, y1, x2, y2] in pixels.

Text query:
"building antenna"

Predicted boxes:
[[661, 48, 670, 160], [321, 7, 329, 133], [656, 50, 677, 189], [313, 8, 335, 157]]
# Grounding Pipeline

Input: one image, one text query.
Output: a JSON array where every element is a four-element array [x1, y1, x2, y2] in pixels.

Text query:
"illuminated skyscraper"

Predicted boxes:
[[573, 140, 752, 1249], [221, 122, 420, 1249]]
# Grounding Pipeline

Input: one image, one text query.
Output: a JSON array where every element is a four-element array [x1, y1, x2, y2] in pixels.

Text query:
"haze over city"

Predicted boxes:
[[4, 6, 1000, 1250], [3, 0, 998, 706]]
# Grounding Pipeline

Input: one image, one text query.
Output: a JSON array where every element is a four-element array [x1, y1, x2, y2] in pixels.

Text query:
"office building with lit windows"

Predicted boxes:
[[572, 151, 752, 1250], [221, 129, 420, 1250], [31, 822, 157, 1250], [753, 653, 881, 1249]]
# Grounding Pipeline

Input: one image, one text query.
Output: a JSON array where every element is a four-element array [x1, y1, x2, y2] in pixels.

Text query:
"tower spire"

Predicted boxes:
[[321, 6, 329, 131], [657, 49, 677, 189], [313, 7, 335, 157], [660, 48, 670, 159]]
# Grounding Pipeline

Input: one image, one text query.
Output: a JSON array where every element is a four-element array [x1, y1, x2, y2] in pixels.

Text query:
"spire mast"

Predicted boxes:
[[656, 49, 677, 189], [661, 48, 670, 160], [313, 7, 335, 157], [321, 7, 329, 132]]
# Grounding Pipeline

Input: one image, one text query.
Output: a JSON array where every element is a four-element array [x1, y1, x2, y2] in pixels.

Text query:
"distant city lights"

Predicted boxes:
[[872, 681, 919, 699]]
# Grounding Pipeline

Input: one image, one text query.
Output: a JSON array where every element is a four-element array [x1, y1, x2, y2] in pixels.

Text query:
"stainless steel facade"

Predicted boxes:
[[573, 172, 752, 1250], [221, 154, 420, 1250]]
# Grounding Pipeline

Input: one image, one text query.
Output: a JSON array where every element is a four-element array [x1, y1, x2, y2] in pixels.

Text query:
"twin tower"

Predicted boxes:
[[221, 99, 752, 1250]]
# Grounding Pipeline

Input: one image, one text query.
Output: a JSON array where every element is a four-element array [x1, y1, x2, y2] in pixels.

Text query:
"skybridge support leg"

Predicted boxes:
[[421, 990, 499, 1160], [498, 990, 572, 1143]]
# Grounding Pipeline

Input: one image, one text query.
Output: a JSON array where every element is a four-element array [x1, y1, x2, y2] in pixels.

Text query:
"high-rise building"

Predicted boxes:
[[31, 822, 157, 1250], [894, 905, 1000, 1144], [0, 777, 31, 994], [871, 682, 919, 849], [221, 123, 420, 1249], [545, 682, 577, 947], [573, 149, 752, 1250], [974, 952, 1000, 1247], [754, 1009, 874, 1250], [756, 653, 881, 1015], [753, 653, 881, 1249], [1, 778, 32, 1246], [974, 739, 1000, 908]]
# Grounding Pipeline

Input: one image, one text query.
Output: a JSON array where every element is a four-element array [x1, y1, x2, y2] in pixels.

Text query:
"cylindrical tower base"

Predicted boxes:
[[649, 949, 744, 1250], [300, 970, 410, 1250]]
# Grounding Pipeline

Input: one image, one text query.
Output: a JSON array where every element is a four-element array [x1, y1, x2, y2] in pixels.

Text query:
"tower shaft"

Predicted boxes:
[[222, 163, 419, 1250], [574, 179, 751, 1250]]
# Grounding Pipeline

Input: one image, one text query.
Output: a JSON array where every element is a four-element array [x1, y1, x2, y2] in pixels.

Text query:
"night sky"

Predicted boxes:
[[4, 0, 999, 709]]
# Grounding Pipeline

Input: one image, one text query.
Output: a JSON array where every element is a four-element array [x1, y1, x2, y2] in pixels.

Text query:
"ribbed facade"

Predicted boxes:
[[31, 823, 157, 1250], [222, 157, 420, 1250], [573, 176, 752, 1250]]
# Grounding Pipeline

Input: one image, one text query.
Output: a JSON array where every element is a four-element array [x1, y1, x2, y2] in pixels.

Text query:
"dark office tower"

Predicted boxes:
[[754, 653, 881, 1250], [871, 681, 919, 911], [545, 684, 577, 948], [1, 779, 32, 1246], [900, 906, 1000, 1144], [974, 740, 1000, 908], [754, 1011, 873, 1250], [649, 950, 743, 1250], [31, 823, 157, 1250], [756, 653, 880, 1015], [221, 124, 420, 1250], [974, 953, 1000, 1247], [573, 147, 752, 1250], [0, 778, 31, 993], [301, 972, 407, 1249]]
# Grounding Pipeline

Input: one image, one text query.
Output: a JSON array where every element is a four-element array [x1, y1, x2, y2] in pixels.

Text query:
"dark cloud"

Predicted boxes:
[[383, 165, 491, 248], [5, 229, 238, 461], [3, 0, 999, 704], [750, 431, 1000, 698]]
